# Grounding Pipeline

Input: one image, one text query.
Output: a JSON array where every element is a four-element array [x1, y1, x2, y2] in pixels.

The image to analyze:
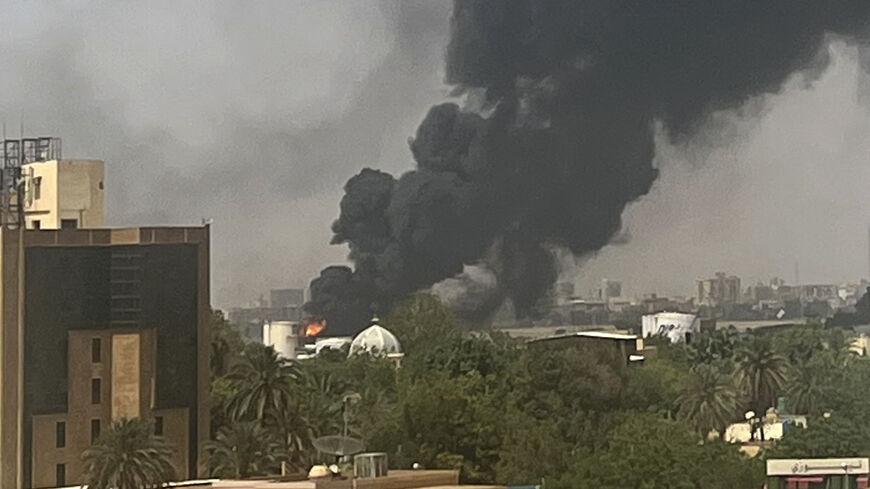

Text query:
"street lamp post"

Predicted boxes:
[[842, 461, 849, 489]]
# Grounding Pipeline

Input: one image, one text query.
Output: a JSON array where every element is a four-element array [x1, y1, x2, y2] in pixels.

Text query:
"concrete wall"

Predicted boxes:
[[22, 159, 104, 230]]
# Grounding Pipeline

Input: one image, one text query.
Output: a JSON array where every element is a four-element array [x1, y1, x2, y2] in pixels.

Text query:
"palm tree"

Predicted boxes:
[[675, 363, 740, 437], [82, 418, 175, 489], [736, 335, 788, 439], [228, 343, 299, 422], [206, 421, 284, 478], [786, 360, 828, 414]]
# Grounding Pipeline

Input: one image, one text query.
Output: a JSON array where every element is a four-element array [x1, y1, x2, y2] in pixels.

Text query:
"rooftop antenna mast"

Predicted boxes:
[[0, 127, 62, 229]]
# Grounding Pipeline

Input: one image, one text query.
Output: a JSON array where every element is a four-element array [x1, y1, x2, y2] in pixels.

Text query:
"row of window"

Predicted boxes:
[[55, 416, 162, 485], [55, 416, 163, 448], [54, 419, 100, 448], [30, 219, 78, 230]]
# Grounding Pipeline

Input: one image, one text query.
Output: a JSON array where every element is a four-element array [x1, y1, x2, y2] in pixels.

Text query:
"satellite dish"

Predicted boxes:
[[313, 435, 365, 458]]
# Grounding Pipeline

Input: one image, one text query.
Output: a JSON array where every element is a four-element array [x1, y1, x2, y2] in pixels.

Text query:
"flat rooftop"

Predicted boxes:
[[18, 225, 209, 247], [50, 471, 505, 489], [528, 330, 637, 344]]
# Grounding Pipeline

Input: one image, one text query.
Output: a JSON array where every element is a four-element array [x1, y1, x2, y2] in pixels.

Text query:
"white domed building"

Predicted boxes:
[[348, 316, 404, 363]]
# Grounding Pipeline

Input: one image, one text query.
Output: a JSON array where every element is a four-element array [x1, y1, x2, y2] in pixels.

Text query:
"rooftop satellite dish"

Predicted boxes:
[[312, 435, 365, 458]]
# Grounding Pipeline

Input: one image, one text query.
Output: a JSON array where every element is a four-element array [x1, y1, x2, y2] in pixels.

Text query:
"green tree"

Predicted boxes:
[[736, 335, 788, 418], [786, 355, 837, 415], [558, 413, 762, 489], [623, 349, 690, 415], [206, 421, 284, 478], [396, 370, 502, 483], [767, 415, 870, 459], [686, 326, 741, 366], [210, 309, 245, 379], [228, 343, 298, 421], [676, 363, 740, 437], [82, 418, 176, 489]]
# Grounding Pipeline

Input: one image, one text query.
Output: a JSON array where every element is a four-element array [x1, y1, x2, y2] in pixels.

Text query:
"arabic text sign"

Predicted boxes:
[[767, 458, 869, 476]]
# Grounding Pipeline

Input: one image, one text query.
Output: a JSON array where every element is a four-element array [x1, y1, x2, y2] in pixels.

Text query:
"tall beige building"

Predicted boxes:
[[21, 159, 105, 230]]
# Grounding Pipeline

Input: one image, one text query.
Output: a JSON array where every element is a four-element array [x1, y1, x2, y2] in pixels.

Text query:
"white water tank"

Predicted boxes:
[[263, 321, 299, 360]]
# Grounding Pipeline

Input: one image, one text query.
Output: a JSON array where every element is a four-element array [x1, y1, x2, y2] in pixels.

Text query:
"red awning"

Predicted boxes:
[[784, 476, 824, 489]]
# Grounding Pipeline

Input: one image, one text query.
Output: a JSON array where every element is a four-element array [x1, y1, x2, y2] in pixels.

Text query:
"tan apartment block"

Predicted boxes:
[[0, 226, 210, 489]]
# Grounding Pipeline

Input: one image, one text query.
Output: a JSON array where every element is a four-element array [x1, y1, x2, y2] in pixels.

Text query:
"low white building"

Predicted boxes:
[[641, 311, 700, 343]]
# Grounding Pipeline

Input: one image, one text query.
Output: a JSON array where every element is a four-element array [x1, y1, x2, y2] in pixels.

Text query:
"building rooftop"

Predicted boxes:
[[48, 471, 505, 489], [21, 225, 209, 247], [528, 330, 637, 344]]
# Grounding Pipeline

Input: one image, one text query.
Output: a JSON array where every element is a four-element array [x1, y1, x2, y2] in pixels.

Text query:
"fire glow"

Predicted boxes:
[[305, 319, 326, 337]]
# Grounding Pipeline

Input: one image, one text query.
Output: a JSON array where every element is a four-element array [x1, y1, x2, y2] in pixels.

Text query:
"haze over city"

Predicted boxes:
[[3, 1, 870, 310], [7, 2, 870, 489]]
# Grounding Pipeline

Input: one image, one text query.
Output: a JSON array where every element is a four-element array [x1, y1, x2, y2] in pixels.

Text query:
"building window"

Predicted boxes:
[[154, 416, 163, 436], [60, 219, 77, 229], [91, 338, 101, 363], [55, 464, 65, 486], [91, 378, 101, 404], [91, 419, 101, 444], [33, 177, 41, 200], [32, 220, 41, 230], [55, 421, 65, 448]]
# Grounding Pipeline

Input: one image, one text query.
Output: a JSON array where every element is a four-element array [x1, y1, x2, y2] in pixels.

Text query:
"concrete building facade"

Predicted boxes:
[[697, 272, 742, 307], [0, 226, 210, 489], [21, 159, 105, 230]]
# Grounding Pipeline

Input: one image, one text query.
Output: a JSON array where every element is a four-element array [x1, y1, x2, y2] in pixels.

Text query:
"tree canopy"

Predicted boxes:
[[200, 299, 870, 487]]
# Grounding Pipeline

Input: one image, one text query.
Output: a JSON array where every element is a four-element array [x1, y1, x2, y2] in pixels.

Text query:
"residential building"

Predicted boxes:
[[1, 137, 104, 230], [697, 272, 741, 307], [0, 226, 210, 489], [598, 279, 622, 300], [21, 158, 104, 230]]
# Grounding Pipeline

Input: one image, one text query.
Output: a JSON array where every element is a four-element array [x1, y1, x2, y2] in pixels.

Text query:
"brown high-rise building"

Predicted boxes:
[[0, 226, 210, 489]]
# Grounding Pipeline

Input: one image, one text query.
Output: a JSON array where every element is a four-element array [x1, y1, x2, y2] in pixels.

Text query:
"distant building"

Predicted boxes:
[[697, 272, 741, 307], [528, 331, 644, 365], [798, 284, 839, 303], [598, 279, 622, 300], [566, 299, 609, 325], [642, 294, 693, 314], [228, 288, 306, 341], [228, 297, 304, 342], [0, 226, 210, 488], [269, 288, 305, 308]]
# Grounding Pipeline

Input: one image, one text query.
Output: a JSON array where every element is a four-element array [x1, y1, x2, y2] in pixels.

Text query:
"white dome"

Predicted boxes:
[[349, 317, 402, 357]]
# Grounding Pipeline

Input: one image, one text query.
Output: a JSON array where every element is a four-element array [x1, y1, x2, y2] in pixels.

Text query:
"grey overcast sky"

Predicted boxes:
[[2, 2, 869, 307]]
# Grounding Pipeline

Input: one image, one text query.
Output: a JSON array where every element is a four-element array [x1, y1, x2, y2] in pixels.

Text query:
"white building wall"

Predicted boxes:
[[263, 321, 299, 360], [642, 312, 700, 343]]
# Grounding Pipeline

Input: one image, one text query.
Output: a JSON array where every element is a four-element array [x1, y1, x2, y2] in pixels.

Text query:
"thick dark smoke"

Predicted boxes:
[[308, 0, 870, 335]]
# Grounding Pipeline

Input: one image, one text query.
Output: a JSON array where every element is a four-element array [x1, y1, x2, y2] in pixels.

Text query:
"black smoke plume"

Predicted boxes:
[[308, 0, 870, 335]]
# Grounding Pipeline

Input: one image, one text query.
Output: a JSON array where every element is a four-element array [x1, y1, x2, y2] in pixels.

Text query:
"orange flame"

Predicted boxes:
[[305, 319, 326, 337]]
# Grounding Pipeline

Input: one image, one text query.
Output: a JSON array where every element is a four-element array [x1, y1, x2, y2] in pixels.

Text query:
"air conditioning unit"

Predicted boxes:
[[353, 452, 388, 479]]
